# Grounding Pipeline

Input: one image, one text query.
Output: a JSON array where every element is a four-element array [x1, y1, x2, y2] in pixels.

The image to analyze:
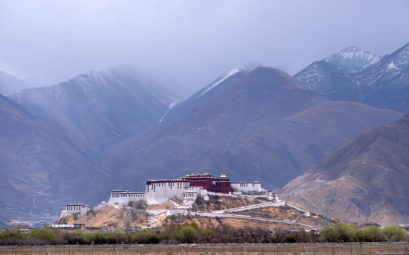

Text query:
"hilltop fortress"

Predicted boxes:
[[60, 172, 278, 218]]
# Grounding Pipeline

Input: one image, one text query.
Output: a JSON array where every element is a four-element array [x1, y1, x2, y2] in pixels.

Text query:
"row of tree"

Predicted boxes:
[[0, 223, 407, 245]]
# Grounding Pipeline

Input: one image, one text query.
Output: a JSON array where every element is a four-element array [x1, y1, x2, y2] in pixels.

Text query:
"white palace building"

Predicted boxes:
[[60, 172, 278, 218]]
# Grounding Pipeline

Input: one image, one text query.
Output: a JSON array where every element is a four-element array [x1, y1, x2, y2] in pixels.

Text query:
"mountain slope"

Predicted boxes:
[[281, 113, 409, 226], [295, 42, 409, 112], [12, 66, 172, 154], [0, 94, 92, 225], [1, 66, 174, 224], [78, 67, 401, 204], [0, 71, 32, 95], [357, 43, 409, 112], [159, 66, 253, 127]]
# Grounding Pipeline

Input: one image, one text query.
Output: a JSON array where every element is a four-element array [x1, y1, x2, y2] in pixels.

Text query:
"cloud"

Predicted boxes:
[[0, 0, 408, 96]]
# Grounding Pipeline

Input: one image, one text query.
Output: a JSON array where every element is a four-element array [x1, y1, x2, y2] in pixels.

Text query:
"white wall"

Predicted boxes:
[[231, 182, 264, 193], [108, 191, 145, 207], [145, 181, 189, 204], [60, 204, 90, 218]]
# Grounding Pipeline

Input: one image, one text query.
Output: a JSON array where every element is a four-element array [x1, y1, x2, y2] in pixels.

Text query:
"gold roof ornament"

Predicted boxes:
[[220, 174, 227, 178], [203, 172, 210, 175]]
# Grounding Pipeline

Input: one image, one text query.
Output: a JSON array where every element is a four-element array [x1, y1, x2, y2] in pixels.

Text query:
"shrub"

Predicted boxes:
[[283, 233, 296, 243], [132, 229, 159, 244], [382, 226, 407, 241], [176, 225, 199, 243], [356, 225, 385, 242], [29, 229, 56, 240], [320, 226, 339, 242]]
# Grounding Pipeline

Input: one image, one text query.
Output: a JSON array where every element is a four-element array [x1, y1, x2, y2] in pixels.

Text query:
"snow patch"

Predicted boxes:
[[159, 102, 176, 123], [200, 68, 240, 96], [387, 61, 398, 70]]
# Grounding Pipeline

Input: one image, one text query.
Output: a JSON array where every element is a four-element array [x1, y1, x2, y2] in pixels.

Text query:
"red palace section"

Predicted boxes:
[[182, 173, 233, 193]]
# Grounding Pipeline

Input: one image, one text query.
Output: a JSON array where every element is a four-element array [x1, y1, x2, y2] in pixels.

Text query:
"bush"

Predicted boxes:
[[320, 226, 339, 242], [382, 226, 407, 241], [131, 229, 159, 244], [29, 229, 56, 240], [176, 225, 199, 243], [355, 225, 385, 242], [320, 224, 357, 242], [283, 233, 296, 243]]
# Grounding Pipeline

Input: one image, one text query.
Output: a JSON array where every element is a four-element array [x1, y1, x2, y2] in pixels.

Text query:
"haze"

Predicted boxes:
[[1, 0, 408, 97]]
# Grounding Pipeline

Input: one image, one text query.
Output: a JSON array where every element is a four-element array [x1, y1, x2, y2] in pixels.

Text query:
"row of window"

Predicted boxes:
[[67, 206, 84, 211], [112, 192, 145, 197], [184, 192, 197, 197]]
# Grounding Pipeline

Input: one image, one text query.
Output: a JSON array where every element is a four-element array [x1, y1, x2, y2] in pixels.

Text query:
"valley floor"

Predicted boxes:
[[1, 243, 409, 255]]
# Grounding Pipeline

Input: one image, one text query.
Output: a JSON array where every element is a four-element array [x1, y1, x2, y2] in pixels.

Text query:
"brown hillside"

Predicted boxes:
[[281, 113, 409, 225]]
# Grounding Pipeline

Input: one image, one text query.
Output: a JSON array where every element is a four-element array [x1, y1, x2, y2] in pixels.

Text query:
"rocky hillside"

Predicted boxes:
[[281, 113, 409, 226]]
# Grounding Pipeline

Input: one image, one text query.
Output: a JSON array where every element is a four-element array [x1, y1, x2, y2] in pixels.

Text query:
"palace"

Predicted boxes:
[[60, 172, 276, 217]]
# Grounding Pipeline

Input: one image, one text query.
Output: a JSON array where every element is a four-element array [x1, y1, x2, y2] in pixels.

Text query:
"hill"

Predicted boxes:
[[281, 113, 409, 225]]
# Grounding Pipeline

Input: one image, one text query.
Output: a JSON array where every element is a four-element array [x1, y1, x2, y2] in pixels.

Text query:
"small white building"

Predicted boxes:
[[60, 203, 90, 218]]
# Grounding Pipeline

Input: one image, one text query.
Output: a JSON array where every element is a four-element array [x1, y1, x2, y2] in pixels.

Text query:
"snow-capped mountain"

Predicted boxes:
[[357, 42, 409, 111], [295, 42, 409, 112], [324, 46, 380, 73]]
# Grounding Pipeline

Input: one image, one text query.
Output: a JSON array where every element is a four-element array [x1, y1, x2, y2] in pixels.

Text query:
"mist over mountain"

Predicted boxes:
[[0, 71, 33, 95], [0, 93, 92, 224], [0, 46, 408, 226], [76, 67, 400, 205], [12, 66, 174, 155], [295, 42, 409, 112], [281, 113, 409, 225], [1, 66, 175, 223]]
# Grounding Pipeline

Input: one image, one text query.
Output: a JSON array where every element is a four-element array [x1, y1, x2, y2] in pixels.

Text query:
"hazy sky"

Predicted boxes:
[[1, 0, 408, 97]]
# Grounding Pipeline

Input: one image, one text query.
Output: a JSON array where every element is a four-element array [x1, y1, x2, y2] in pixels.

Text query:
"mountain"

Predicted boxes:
[[0, 71, 33, 95], [281, 113, 409, 226], [324, 46, 380, 73], [295, 43, 409, 112], [1, 66, 175, 224], [159, 65, 254, 127], [0, 94, 91, 225], [357, 43, 409, 112], [12, 66, 173, 154], [77, 67, 401, 204]]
